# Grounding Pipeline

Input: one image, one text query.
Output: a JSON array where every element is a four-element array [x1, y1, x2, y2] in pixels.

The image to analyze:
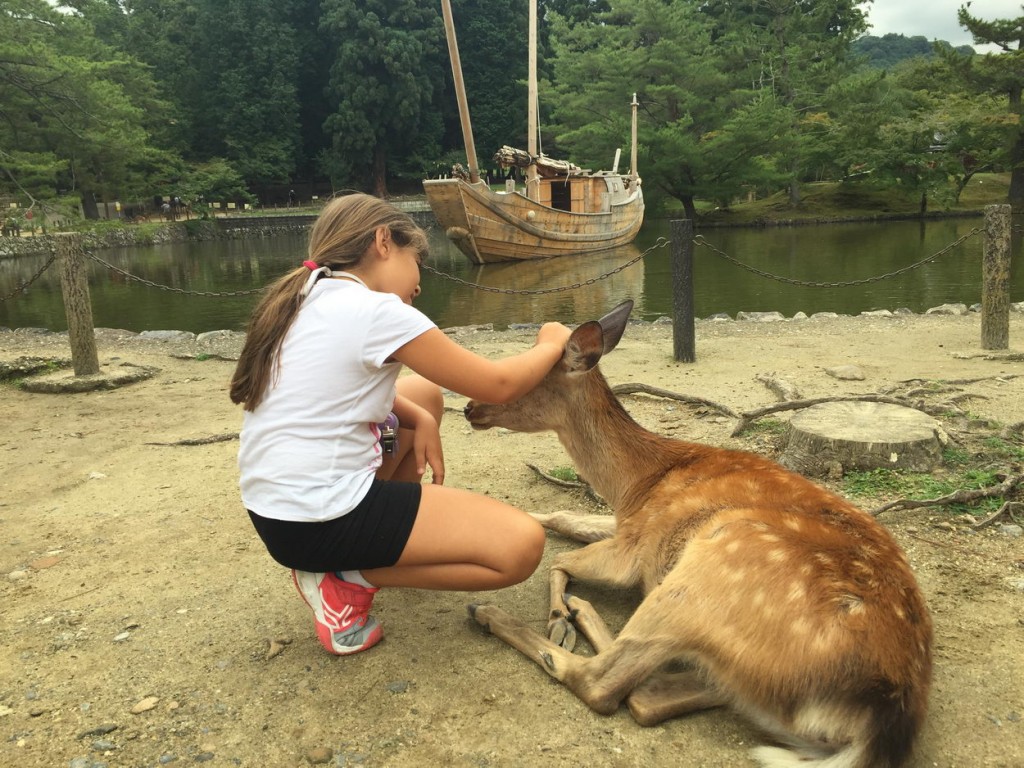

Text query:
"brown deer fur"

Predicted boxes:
[[463, 301, 931, 768]]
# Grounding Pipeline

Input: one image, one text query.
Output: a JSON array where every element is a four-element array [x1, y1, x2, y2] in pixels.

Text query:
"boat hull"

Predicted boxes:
[[422, 178, 644, 264]]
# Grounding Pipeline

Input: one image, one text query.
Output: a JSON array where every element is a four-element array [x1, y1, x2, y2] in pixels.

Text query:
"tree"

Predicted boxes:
[[446, 0, 529, 162], [702, 0, 870, 206], [0, 0, 166, 218], [853, 33, 974, 70], [318, 0, 446, 197], [546, 0, 779, 219], [956, 5, 1024, 206], [188, 0, 303, 189], [889, 56, 1015, 206]]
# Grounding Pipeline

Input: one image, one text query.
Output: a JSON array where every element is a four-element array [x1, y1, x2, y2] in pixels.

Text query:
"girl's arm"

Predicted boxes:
[[392, 323, 571, 404], [390, 392, 444, 484]]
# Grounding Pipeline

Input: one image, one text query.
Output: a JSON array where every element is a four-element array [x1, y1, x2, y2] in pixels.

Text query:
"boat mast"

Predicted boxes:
[[526, 0, 540, 201], [630, 92, 639, 187], [440, 0, 480, 183]]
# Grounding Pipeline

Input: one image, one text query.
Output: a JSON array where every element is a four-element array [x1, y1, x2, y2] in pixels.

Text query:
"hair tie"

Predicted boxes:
[[303, 260, 318, 270]]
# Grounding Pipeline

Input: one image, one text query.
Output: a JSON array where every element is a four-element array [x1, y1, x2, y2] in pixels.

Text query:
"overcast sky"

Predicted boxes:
[[864, 0, 1020, 51]]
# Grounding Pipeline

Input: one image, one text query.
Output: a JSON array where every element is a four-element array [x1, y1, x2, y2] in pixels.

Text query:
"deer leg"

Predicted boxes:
[[468, 602, 670, 718], [625, 670, 727, 726], [543, 538, 639, 650], [530, 511, 616, 543], [562, 594, 726, 726]]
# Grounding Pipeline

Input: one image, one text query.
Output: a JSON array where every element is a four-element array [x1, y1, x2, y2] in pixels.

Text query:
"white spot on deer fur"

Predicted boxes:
[[811, 631, 831, 653], [893, 605, 906, 620], [761, 534, 782, 544], [725, 540, 741, 555], [766, 548, 787, 563], [839, 593, 865, 615], [851, 560, 874, 576], [783, 516, 802, 531], [787, 580, 807, 602], [752, 589, 766, 607], [814, 553, 835, 568]]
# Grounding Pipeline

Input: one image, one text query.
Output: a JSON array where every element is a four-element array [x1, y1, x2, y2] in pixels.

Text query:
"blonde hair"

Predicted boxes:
[[229, 193, 429, 410]]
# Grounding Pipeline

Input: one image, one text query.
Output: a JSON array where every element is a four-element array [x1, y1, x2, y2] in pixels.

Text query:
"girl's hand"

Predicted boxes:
[[412, 414, 445, 485], [536, 322, 572, 350]]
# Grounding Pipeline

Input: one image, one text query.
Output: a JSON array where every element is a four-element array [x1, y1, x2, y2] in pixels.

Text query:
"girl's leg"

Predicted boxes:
[[362, 484, 546, 591], [376, 374, 444, 483], [365, 373, 545, 591]]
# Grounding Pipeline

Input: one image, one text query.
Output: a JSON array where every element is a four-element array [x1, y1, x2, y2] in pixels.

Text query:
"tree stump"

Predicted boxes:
[[780, 401, 946, 477]]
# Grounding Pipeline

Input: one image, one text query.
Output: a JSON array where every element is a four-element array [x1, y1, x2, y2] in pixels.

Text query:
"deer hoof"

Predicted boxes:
[[548, 617, 577, 651], [466, 603, 490, 631]]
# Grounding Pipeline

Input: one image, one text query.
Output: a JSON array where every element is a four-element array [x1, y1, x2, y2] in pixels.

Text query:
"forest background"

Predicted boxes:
[[2, 0, 1024, 226]]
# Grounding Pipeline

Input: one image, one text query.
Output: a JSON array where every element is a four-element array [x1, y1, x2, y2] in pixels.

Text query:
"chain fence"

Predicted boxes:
[[0, 222, 993, 305], [693, 227, 984, 289]]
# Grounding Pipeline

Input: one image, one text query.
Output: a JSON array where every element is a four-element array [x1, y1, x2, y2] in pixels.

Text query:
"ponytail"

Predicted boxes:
[[229, 193, 428, 410]]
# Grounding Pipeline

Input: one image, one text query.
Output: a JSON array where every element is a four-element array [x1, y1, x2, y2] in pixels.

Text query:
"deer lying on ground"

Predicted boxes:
[[463, 300, 932, 768]]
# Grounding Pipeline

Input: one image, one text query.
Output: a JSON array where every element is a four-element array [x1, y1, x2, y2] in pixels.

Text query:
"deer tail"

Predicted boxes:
[[750, 689, 923, 768]]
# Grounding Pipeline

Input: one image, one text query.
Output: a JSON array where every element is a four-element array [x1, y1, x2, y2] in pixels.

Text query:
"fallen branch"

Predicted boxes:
[[950, 353, 1024, 363], [525, 462, 605, 505], [971, 500, 1024, 529], [147, 433, 239, 446], [611, 383, 738, 418], [170, 353, 238, 362], [871, 472, 1024, 517], [1000, 421, 1024, 440], [754, 373, 801, 402]]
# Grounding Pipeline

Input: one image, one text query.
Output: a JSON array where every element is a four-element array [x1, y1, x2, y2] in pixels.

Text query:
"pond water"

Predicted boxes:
[[0, 215, 1020, 333]]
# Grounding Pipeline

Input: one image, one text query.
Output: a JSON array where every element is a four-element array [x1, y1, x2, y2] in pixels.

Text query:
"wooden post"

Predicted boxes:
[[671, 219, 696, 363], [981, 204, 1011, 350], [55, 233, 100, 376]]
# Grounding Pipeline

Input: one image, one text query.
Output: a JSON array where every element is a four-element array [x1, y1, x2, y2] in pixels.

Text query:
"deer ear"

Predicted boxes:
[[562, 321, 604, 374], [597, 299, 634, 354]]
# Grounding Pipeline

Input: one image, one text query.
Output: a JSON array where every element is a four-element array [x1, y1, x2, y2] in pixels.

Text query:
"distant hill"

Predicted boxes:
[[853, 33, 975, 69]]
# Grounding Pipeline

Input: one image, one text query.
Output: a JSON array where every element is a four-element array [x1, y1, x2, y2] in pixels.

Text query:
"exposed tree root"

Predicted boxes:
[[871, 473, 1024, 517], [611, 383, 738, 419], [525, 462, 605, 505]]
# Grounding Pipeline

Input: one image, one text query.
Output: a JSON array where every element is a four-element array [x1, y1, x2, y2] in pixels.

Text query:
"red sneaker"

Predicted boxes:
[[291, 570, 383, 655]]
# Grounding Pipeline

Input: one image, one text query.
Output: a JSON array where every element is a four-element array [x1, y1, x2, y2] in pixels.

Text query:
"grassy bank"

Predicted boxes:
[[684, 173, 1012, 226]]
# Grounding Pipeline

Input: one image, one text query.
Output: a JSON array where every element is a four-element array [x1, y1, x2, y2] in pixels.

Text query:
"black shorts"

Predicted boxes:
[[247, 479, 421, 572]]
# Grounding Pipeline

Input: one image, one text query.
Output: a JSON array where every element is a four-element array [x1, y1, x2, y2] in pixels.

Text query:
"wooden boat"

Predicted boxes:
[[423, 0, 643, 264]]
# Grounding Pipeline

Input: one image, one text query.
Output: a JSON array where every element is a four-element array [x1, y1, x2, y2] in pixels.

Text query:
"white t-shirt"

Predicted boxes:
[[238, 276, 436, 522]]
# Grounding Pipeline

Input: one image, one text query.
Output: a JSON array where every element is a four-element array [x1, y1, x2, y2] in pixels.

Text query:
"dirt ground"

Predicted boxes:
[[1, 311, 1023, 768]]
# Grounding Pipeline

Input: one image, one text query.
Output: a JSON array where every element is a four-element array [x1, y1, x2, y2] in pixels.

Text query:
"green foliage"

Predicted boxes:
[[548, 466, 579, 482], [4, 0, 1021, 214], [450, 1, 529, 159], [981, 437, 1024, 462], [842, 464, 1006, 514], [853, 34, 974, 70], [319, 0, 446, 196], [952, 6, 1024, 204], [191, 0, 303, 186], [0, 0, 168, 216], [739, 418, 788, 437], [178, 159, 255, 215], [546, 0, 745, 218]]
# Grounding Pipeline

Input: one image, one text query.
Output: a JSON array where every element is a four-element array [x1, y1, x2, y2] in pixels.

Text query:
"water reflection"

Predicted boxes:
[[0, 216, 1020, 333], [420, 242, 648, 330]]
